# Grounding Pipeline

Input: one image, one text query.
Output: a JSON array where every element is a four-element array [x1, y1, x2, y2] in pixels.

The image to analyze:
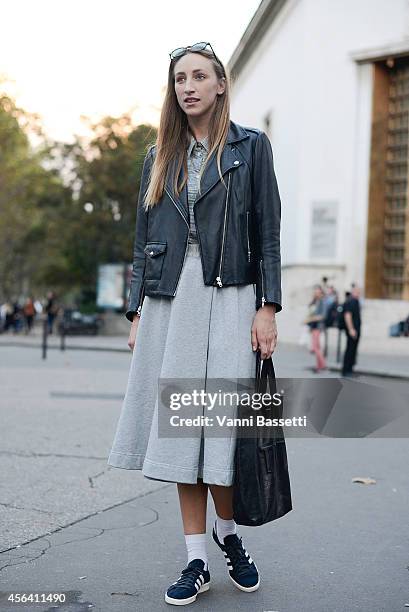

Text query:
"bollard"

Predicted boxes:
[[42, 315, 48, 360], [60, 319, 66, 351]]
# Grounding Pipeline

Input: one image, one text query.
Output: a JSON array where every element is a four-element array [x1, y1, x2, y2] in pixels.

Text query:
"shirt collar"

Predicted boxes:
[[187, 133, 209, 157]]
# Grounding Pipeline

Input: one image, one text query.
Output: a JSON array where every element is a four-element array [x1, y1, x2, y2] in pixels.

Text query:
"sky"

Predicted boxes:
[[1, 0, 261, 143]]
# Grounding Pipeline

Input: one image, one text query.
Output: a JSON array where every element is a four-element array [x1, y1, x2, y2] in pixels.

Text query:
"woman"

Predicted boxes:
[[23, 296, 36, 334], [305, 285, 327, 373], [107, 42, 282, 606]]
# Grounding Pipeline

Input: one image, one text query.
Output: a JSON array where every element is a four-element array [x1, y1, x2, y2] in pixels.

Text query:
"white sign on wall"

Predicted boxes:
[[97, 264, 125, 309], [310, 201, 338, 259]]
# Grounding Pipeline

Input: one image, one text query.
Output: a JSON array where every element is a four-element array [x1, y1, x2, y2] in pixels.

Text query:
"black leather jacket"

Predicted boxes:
[[125, 119, 282, 322]]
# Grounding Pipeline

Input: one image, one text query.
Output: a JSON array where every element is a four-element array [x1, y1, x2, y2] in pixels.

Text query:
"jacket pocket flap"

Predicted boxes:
[[144, 242, 167, 257]]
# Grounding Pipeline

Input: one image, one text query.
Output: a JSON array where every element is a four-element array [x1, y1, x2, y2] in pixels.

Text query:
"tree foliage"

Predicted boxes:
[[0, 79, 157, 307]]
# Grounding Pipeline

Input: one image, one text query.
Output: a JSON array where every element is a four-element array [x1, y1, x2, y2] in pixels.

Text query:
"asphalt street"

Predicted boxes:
[[0, 339, 408, 612]]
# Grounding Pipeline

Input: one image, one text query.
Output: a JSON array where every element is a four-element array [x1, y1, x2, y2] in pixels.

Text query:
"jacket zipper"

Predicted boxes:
[[136, 282, 145, 317], [215, 172, 232, 287], [164, 186, 189, 228], [246, 211, 251, 262], [164, 186, 192, 297], [173, 236, 189, 296], [259, 259, 266, 307]]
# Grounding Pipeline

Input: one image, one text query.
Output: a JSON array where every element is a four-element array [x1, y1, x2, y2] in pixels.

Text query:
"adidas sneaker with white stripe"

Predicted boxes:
[[165, 558, 210, 605], [212, 522, 260, 592]]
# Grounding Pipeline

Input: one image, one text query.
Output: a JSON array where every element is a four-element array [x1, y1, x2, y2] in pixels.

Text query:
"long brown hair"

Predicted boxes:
[[143, 48, 231, 210]]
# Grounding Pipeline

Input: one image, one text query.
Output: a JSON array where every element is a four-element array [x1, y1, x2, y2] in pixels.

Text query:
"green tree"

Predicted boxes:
[[0, 79, 157, 308], [56, 115, 157, 304], [0, 82, 69, 301]]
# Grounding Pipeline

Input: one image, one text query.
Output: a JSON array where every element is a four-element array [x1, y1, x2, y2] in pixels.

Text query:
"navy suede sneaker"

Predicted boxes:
[[165, 558, 210, 605], [212, 523, 260, 592]]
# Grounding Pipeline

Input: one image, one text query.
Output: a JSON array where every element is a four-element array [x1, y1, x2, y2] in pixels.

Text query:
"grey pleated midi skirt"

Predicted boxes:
[[107, 241, 256, 486]]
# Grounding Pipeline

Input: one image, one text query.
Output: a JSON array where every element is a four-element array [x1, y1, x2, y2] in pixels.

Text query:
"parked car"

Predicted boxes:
[[58, 309, 101, 336]]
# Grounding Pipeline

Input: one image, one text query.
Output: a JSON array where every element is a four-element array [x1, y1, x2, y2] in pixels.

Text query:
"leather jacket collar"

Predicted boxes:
[[164, 120, 250, 227]]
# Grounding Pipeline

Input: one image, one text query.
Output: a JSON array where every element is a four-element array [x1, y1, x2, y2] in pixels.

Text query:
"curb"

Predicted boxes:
[[0, 340, 129, 353], [326, 362, 409, 382]]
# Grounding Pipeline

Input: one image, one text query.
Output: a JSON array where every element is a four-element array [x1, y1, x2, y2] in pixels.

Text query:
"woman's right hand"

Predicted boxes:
[[128, 315, 140, 351]]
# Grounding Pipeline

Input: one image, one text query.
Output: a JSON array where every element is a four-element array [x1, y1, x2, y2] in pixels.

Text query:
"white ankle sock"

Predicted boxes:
[[215, 515, 237, 542], [185, 533, 208, 570]]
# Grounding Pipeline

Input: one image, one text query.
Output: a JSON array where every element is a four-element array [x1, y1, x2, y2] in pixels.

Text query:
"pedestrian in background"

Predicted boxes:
[[44, 291, 57, 334], [320, 284, 338, 356], [304, 285, 327, 373], [342, 284, 362, 376], [322, 285, 338, 324], [23, 296, 36, 334], [12, 301, 23, 333], [1, 301, 14, 333]]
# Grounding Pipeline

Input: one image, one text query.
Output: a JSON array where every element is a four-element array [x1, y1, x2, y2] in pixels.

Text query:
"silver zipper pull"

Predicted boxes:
[[259, 259, 266, 306], [215, 172, 231, 289], [136, 284, 145, 316]]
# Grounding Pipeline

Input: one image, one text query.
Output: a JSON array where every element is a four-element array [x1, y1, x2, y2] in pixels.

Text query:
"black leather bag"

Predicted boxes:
[[233, 350, 292, 526]]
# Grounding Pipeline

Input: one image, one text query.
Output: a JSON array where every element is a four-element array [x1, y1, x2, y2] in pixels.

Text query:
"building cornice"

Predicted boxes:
[[227, 0, 287, 78], [350, 39, 409, 64]]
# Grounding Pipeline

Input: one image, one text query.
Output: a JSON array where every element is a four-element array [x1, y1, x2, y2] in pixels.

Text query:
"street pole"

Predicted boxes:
[[42, 315, 48, 360]]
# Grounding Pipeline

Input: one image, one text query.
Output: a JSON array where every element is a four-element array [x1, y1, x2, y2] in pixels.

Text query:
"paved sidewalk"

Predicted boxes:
[[1, 329, 408, 380], [0, 340, 408, 610], [0, 440, 408, 612]]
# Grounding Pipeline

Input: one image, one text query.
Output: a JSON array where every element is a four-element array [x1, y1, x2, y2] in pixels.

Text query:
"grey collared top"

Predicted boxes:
[[186, 133, 209, 244]]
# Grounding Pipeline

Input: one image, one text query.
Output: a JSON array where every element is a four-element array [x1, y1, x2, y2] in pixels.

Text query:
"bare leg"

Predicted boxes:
[[209, 485, 260, 592], [165, 479, 210, 603], [208, 484, 234, 519], [177, 478, 209, 534]]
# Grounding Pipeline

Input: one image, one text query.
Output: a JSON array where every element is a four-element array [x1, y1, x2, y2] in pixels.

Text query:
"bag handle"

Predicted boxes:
[[255, 351, 284, 441], [255, 350, 277, 395]]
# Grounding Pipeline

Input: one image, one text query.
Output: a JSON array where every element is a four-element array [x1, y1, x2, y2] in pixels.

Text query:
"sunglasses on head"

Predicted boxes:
[[169, 41, 224, 73]]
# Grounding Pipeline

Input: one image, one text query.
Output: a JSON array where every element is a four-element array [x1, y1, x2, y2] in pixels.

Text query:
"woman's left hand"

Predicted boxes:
[[251, 305, 278, 359]]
